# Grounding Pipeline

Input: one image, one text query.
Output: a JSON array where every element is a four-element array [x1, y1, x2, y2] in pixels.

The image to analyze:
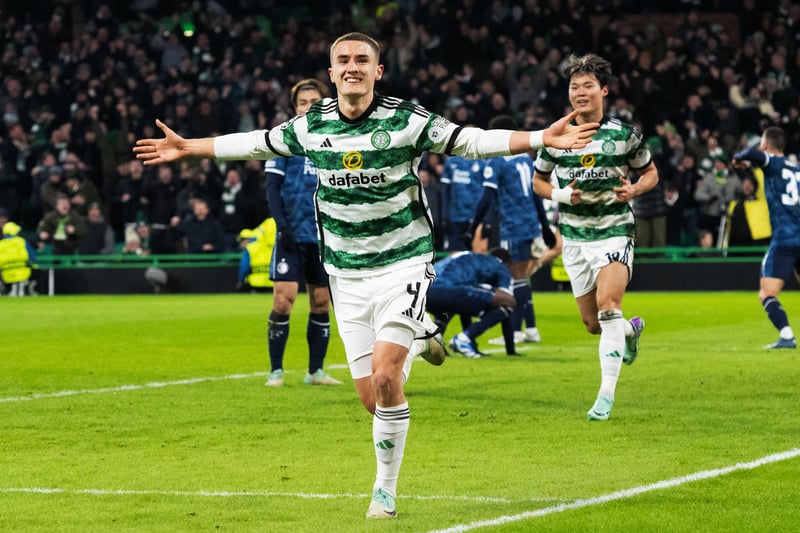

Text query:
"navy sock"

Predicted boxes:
[[762, 296, 790, 332], [268, 311, 290, 371], [466, 307, 510, 339], [521, 283, 535, 328], [307, 312, 331, 374], [511, 279, 530, 331]]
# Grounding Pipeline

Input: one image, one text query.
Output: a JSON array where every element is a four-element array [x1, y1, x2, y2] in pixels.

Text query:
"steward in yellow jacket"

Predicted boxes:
[[236, 218, 276, 289], [0, 221, 37, 296]]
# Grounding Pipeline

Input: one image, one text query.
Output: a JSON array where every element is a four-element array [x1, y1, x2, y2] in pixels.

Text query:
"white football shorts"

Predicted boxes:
[[562, 236, 634, 298], [329, 262, 437, 379]]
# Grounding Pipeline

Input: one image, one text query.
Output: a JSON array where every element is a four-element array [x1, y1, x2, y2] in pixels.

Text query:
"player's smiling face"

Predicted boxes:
[[568, 73, 607, 121], [328, 40, 383, 100]]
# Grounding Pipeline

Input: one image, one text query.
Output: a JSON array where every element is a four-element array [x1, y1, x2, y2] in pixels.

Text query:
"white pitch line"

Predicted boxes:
[[428, 448, 800, 533], [0, 487, 561, 504], [0, 372, 270, 403]]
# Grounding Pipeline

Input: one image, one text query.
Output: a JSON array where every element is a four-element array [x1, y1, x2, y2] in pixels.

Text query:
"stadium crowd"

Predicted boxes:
[[1, 0, 798, 254]]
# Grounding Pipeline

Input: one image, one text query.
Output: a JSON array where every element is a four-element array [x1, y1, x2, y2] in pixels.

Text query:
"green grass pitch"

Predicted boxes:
[[1, 291, 798, 532]]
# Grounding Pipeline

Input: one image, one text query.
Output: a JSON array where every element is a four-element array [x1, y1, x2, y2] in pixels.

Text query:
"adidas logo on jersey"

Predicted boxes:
[[320, 138, 333, 148]]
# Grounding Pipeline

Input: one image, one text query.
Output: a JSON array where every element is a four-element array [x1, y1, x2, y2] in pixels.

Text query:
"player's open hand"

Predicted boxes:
[[613, 176, 636, 202], [543, 110, 599, 150], [133, 119, 186, 165]]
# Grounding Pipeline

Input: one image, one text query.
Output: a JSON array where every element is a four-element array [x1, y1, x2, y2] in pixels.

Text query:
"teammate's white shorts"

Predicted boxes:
[[329, 262, 437, 379], [562, 236, 634, 298]]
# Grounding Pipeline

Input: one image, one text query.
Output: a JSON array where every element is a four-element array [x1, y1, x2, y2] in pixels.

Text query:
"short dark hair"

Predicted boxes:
[[330, 32, 381, 62], [563, 54, 612, 87], [488, 247, 512, 265], [488, 115, 518, 130], [763, 126, 786, 152], [290, 78, 330, 107]]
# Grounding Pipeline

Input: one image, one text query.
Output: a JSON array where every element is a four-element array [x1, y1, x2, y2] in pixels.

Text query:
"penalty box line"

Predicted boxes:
[[428, 448, 800, 533]]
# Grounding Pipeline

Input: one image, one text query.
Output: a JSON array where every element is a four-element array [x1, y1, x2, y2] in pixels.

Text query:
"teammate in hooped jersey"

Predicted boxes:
[[134, 32, 598, 518], [533, 53, 659, 422]]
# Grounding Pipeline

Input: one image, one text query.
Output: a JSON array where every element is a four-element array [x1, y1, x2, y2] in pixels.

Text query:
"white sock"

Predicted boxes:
[[622, 318, 633, 338], [598, 310, 625, 399], [373, 402, 410, 496], [780, 326, 795, 339]]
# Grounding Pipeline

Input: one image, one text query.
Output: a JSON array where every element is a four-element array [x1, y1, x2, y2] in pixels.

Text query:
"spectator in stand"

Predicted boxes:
[[39, 165, 66, 215], [219, 167, 251, 252], [140, 164, 180, 254], [122, 222, 151, 257], [633, 139, 670, 251], [78, 202, 115, 255], [694, 153, 741, 240], [175, 196, 224, 254], [112, 159, 147, 234], [63, 166, 100, 217], [665, 152, 702, 247], [36, 193, 87, 255], [29, 152, 58, 214]]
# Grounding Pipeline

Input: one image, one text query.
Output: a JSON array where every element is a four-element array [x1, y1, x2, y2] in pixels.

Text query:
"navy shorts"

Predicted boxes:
[[761, 245, 800, 281], [499, 238, 533, 264], [426, 285, 495, 317], [270, 241, 329, 287]]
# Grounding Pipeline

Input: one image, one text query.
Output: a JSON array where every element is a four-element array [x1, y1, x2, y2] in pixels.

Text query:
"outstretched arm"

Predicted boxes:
[[510, 109, 598, 152], [732, 147, 768, 168], [133, 119, 216, 165], [450, 110, 598, 159]]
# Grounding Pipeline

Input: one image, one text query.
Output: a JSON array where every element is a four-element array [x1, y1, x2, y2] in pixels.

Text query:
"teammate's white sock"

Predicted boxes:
[[373, 402, 410, 496], [780, 326, 795, 340], [598, 309, 626, 399]]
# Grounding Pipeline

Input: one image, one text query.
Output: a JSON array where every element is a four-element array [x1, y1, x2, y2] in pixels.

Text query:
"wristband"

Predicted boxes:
[[529, 130, 544, 150], [551, 186, 574, 205]]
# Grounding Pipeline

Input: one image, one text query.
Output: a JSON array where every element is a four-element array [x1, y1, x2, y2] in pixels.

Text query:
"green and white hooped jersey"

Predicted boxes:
[[535, 117, 651, 242], [266, 95, 460, 277]]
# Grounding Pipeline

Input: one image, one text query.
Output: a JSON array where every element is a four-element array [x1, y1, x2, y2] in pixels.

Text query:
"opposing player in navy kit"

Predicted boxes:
[[428, 248, 516, 358], [135, 32, 597, 519], [264, 78, 342, 387], [732, 126, 800, 349], [439, 155, 485, 253], [473, 115, 555, 351]]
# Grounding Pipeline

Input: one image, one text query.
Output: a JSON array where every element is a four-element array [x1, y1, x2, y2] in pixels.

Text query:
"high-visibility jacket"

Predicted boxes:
[[0, 236, 33, 283], [245, 236, 274, 288]]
